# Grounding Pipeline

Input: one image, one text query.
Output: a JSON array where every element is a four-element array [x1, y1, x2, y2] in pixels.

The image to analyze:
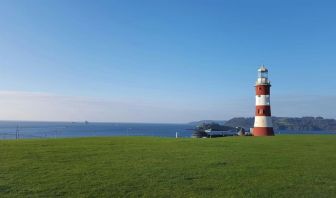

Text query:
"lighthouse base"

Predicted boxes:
[[253, 127, 274, 136]]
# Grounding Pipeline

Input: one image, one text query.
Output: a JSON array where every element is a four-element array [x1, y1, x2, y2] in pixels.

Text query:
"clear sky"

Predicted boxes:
[[0, 0, 336, 123]]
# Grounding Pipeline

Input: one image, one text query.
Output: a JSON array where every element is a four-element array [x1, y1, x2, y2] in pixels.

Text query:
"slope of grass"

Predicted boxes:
[[1, 135, 336, 197]]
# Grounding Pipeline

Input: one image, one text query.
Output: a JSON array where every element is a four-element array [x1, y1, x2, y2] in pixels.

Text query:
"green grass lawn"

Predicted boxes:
[[1, 135, 336, 197]]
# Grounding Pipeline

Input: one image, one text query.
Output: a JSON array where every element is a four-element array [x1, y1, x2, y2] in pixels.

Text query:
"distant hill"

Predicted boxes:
[[225, 117, 336, 131], [188, 120, 226, 126]]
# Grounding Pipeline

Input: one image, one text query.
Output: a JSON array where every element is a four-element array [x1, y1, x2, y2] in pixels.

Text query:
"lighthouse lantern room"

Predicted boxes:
[[253, 66, 275, 136]]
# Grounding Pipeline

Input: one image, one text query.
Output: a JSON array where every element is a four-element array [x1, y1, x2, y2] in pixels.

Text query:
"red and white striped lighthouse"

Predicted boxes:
[[253, 66, 275, 136]]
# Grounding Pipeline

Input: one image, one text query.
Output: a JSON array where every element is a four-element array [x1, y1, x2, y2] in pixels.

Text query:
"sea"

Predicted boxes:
[[0, 121, 335, 140], [0, 121, 194, 139]]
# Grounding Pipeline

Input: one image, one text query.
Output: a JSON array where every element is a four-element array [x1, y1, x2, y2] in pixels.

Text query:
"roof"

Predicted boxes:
[[258, 65, 268, 72]]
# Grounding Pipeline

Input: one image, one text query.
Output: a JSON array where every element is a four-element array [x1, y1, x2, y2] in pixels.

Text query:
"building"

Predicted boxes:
[[253, 66, 275, 136]]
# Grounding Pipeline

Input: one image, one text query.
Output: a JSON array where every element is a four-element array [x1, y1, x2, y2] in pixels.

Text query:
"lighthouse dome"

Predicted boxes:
[[256, 65, 270, 85], [258, 65, 268, 72]]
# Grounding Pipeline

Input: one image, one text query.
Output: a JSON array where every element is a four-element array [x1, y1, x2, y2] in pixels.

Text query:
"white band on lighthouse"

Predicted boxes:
[[255, 95, 270, 106], [254, 116, 273, 127]]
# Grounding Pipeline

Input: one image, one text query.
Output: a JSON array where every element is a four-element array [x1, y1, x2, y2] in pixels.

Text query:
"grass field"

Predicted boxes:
[[1, 135, 336, 197]]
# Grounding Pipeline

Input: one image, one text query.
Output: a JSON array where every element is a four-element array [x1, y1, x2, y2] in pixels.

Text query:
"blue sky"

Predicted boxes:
[[0, 0, 336, 122]]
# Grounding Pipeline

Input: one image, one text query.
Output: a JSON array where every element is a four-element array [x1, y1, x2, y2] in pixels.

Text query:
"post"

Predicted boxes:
[[16, 125, 19, 140]]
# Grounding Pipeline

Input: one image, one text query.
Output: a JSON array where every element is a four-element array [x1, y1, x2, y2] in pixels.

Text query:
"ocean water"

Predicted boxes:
[[0, 121, 335, 139], [274, 130, 336, 135], [0, 121, 194, 139]]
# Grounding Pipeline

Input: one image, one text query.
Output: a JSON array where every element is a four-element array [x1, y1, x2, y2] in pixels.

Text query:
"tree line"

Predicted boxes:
[[225, 117, 336, 131]]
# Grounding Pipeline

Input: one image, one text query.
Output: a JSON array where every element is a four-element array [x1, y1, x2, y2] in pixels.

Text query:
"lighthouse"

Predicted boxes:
[[253, 66, 275, 136]]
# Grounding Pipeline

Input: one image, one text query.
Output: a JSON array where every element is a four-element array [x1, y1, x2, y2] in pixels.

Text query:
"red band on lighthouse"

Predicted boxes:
[[253, 66, 275, 136], [256, 85, 270, 95], [255, 106, 271, 116], [253, 127, 274, 136]]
